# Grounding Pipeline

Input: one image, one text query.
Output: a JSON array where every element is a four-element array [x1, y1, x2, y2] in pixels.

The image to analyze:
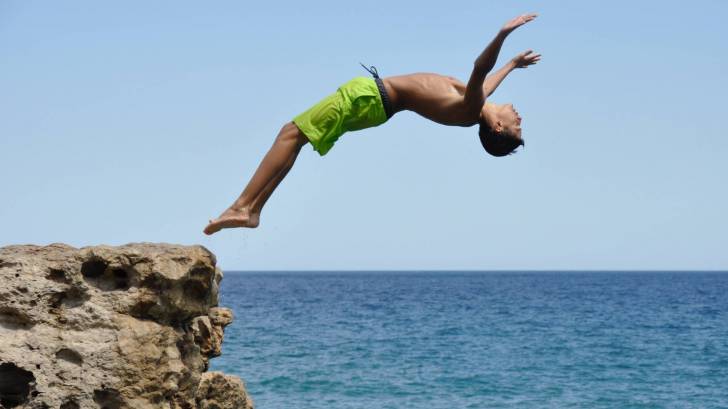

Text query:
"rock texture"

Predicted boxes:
[[0, 243, 253, 409]]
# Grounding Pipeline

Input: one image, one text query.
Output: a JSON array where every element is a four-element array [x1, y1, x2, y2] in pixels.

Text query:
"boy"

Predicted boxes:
[[204, 13, 540, 234]]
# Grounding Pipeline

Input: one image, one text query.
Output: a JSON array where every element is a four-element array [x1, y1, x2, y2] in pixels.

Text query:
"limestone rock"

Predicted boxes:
[[196, 373, 253, 409], [0, 243, 252, 409]]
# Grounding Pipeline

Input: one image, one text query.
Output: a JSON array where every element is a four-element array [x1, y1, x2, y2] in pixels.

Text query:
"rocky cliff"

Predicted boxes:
[[0, 243, 253, 409]]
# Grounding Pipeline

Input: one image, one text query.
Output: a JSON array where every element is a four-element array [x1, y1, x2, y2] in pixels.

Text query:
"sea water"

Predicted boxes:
[[210, 272, 728, 408]]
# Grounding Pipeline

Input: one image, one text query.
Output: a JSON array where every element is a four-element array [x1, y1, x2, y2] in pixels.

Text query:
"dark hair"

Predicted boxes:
[[478, 119, 525, 157]]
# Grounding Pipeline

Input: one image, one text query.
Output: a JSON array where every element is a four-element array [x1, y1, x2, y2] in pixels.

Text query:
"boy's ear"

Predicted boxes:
[[495, 121, 503, 134]]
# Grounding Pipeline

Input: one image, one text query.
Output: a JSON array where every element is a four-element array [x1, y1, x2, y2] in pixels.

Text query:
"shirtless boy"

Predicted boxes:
[[204, 13, 540, 234]]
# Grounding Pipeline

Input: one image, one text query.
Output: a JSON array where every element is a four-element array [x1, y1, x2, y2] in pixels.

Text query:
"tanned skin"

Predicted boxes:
[[204, 13, 540, 235]]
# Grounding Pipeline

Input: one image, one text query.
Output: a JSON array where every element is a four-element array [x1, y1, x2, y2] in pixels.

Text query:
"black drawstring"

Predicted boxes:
[[359, 62, 380, 78], [359, 62, 393, 119]]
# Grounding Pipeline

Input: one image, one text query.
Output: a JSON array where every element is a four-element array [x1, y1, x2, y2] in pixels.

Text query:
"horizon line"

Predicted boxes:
[[220, 269, 728, 273]]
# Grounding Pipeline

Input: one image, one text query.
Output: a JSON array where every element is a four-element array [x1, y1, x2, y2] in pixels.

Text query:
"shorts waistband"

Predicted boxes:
[[360, 63, 394, 119]]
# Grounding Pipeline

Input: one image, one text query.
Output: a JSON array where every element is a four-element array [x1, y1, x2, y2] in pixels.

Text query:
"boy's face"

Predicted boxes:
[[482, 103, 522, 139]]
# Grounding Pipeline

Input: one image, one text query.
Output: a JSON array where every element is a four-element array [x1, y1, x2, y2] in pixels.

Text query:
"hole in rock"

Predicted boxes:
[[82, 259, 134, 292], [0, 362, 35, 408], [140, 275, 163, 292], [81, 258, 107, 279], [46, 268, 68, 283], [189, 266, 210, 277], [183, 280, 207, 301], [197, 321, 211, 339], [56, 348, 84, 366], [129, 300, 159, 320], [48, 289, 87, 311], [64, 288, 88, 308], [60, 400, 80, 409], [0, 307, 33, 329], [93, 388, 123, 409], [111, 268, 130, 290], [49, 292, 66, 309]]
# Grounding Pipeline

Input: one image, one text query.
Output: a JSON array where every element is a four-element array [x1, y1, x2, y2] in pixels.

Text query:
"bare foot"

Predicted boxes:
[[203, 207, 260, 235]]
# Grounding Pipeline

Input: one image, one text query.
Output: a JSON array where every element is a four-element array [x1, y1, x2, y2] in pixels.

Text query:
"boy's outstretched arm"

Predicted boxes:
[[483, 50, 541, 97], [464, 13, 537, 108]]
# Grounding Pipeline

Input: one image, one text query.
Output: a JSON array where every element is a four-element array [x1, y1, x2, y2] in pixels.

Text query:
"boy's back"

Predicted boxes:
[[384, 73, 479, 126]]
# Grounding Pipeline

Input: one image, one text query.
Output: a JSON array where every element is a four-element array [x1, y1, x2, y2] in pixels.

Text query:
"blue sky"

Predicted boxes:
[[2, 1, 727, 270]]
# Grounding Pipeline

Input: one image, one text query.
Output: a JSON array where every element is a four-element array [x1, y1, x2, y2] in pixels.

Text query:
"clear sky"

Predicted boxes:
[[2, 1, 727, 270]]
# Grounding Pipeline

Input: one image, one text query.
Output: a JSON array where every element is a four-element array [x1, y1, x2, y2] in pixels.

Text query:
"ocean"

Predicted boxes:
[[209, 272, 728, 408]]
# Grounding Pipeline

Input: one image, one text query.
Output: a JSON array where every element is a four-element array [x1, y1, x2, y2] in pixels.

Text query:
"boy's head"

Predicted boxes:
[[478, 102, 525, 157]]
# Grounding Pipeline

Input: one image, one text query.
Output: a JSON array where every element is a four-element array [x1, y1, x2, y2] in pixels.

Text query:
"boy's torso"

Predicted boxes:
[[383, 73, 479, 127]]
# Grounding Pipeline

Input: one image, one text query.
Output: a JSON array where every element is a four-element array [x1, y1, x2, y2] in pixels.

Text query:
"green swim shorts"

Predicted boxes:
[[293, 77, 389, 156]]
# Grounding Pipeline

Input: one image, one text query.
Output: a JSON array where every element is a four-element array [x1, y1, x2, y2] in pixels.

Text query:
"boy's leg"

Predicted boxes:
[[203, 122, 308, 234]]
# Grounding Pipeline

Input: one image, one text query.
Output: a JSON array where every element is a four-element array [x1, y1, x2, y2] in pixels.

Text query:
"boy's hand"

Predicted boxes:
[[512, 50, 541, 68], [501, 13, 537, 35]]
